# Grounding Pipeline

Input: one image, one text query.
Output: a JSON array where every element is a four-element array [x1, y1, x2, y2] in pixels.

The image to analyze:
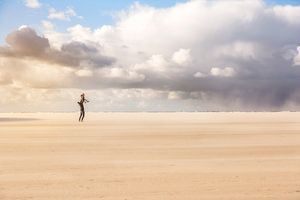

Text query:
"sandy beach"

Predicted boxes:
[[0, 112, 300, 200]]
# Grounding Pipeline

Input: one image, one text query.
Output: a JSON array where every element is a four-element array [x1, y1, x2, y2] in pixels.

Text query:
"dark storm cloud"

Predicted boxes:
[[0, 27, 115, 68], [5, 27, 49, 56]]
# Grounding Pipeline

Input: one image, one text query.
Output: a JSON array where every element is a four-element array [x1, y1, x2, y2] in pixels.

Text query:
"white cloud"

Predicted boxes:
[[172, 48, 192, 66], [294, 46, 300, 66], [18, 25, 29, 30], [98, 67, 145, 83], [134, 54, 169, 72], [193, 72, 206, 78], [41, 20, 55, 31], [273, 5, 300, 25], [48, 7, 77, 21], [168, 91, 183, 100], [67, 24, 93, 41], [113, 0, 264, 56], [133, 48, 193, 77], [24, 0, 41, 9], [210, 67, 236, 77]]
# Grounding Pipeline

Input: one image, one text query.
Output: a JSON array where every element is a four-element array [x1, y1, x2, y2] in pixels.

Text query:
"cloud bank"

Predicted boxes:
[[2, 0, 300, 111]]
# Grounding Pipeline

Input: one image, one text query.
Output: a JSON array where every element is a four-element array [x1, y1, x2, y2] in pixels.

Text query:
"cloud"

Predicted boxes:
[[0, 57, 73, 89], [168, 91, 185, 100], [0, 26, 115, 68], [133, 48, 193, 78], [273, 5, 300, 25], [106, 0, 300, 110], [97, 67, 145, 83], [172, 48, 192, 66], [0, 71, 11, 85], [293, 46, 300, 66], [2, 26, 49, 57], [75, 68, 94, 77], [193, 72, 206, 78], [48, 7, 77, 21], [24, 0, 41, 9], [2, 0, 300, 111], [210, 67, 236, 77], [134, 54, 170, 73], [42, 20, 55, 31], [213, 41, 257, 60], [67, 25, 93, 42]]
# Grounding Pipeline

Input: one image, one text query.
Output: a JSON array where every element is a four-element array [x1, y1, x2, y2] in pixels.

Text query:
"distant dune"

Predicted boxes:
[[0, 112, 300, 200]]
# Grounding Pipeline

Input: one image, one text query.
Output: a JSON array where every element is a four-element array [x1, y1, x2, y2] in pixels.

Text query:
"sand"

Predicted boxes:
[[0, 112, 300, 200]]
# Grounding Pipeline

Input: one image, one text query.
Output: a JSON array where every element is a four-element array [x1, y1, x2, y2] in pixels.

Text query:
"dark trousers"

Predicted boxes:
[[79, 109, 85, 121]]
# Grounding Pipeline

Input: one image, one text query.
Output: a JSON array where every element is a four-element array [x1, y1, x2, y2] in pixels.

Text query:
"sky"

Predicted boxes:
[[1, 0, 300, 112]]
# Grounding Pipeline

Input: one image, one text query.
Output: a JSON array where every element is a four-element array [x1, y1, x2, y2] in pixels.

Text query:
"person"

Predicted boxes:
[[78, 93, 89, 122]]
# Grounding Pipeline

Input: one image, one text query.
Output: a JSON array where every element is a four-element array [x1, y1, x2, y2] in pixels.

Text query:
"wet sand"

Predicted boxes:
[[0, 112, 300, 200]]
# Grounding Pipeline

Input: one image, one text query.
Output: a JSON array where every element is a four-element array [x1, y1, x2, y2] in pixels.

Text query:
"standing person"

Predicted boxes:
[[78, 93, 89, 122]]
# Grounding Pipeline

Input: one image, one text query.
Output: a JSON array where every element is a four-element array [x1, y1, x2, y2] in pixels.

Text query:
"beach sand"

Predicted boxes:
[[0, 112, 300, 200]]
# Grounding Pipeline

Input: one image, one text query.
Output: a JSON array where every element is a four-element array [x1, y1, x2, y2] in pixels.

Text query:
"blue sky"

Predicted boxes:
[[0, 0, 300, 44], [0, 0, 187, 44]]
